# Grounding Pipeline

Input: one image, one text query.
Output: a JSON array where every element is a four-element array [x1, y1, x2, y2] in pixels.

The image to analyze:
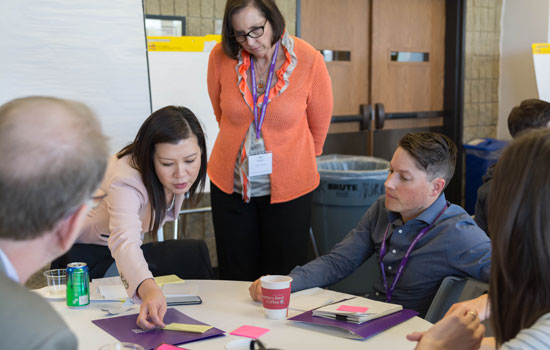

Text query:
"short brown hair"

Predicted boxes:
[[221, 0, 286, 59], [398, 132, 457, 188], [507, 98, 550, 137], [0, 97, 108, 240], [488, 128, 550, 346]]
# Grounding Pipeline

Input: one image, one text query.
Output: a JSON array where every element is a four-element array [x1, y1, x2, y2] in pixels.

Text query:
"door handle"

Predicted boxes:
[[359, 104, 373, 131], [375, 103, 385, 129]]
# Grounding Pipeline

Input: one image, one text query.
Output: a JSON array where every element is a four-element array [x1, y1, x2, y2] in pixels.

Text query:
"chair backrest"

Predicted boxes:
[[424, 276, 488, 323]]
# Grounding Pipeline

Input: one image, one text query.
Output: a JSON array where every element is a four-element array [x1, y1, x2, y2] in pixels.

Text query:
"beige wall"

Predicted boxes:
[[463, 0, 503, 143], [144, 0, 296, 36], [498, 0, 550, 140]]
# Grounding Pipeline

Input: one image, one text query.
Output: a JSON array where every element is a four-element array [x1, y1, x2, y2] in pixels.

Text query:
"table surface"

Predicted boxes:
[[45, 280, 432, 350]]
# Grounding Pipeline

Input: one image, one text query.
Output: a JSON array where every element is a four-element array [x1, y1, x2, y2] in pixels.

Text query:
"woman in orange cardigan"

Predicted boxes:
[[207, 0, 333, 280]]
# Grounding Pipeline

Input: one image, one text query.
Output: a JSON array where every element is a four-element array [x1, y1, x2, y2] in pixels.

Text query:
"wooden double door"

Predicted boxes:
[[301, 0, 446, 160]]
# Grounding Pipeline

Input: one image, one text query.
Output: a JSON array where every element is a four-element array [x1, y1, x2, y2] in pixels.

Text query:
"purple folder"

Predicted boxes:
[[288, 309, 418, 340], [92, 308, 225, 350]]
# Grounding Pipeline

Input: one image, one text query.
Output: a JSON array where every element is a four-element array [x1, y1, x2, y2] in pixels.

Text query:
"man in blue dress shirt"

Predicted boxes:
[[249, 132, 491, 317]]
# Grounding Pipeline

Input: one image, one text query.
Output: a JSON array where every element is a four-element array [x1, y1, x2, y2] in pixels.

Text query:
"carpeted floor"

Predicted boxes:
[[25, 265, 49, 290]]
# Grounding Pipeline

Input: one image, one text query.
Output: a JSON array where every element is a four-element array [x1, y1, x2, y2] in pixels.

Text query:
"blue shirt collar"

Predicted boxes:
[[387, 193, 447, 225]]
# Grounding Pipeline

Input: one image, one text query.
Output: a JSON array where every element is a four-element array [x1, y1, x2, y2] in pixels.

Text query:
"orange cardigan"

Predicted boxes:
[[207, 37, 333, 203]]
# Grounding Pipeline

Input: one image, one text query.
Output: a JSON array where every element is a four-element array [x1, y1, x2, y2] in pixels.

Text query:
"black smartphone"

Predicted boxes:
[[166, 295, 202, 306]]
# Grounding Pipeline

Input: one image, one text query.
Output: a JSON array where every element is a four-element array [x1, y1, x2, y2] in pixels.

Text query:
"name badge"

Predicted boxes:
[[249, 152, 272, 177]]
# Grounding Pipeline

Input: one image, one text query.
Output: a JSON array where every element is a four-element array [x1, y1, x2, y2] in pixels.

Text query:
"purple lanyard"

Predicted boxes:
[[250, 40, 280, 139], [379, 202, 449, 303]]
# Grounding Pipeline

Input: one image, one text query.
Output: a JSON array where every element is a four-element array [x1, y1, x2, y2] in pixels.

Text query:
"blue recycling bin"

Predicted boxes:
[[463, 138, 509, 215]]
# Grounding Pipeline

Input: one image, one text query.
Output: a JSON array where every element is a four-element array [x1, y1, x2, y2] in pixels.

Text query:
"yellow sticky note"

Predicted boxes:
[[163, 323, 212, 333], [154, 275, 184, 287]]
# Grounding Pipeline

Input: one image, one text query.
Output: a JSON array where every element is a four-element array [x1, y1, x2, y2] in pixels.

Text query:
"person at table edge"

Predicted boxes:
[[250, 132, 491, 317], [0, 96, 108, 349]]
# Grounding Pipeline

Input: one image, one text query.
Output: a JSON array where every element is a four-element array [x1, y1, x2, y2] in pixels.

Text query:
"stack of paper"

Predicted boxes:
[[289, 287, 354, 312], [312, 296, 402, 324], [90, 274, 197, 301]]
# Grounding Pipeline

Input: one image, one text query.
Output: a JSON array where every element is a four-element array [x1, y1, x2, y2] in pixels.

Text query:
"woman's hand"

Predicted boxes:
[[249, 277, 264, 302], [407, 305, 485, 350], [136, 278, 167, 329], [444, 294, 490, 321]]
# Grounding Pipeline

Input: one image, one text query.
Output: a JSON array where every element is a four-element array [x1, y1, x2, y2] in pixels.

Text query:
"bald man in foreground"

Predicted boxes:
[[0, 97, 108, 349]]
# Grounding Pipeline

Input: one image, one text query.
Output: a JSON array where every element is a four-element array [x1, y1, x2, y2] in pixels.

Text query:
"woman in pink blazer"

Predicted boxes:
[[52, 106, 211, 329]]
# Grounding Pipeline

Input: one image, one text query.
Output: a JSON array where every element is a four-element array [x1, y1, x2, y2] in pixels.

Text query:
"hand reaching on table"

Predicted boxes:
[[407, 305, 485, 350], [136, 278, 167, 329], [249, 277, 264, 302], [444, 294, 490, 321]]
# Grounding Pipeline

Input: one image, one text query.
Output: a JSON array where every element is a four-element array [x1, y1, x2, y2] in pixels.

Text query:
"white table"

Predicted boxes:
[[47, 280, 432, 350]]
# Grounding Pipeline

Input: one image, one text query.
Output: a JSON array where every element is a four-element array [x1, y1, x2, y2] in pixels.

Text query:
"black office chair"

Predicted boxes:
[[424, 276, 488, 323], [104, 238, 214, 280]]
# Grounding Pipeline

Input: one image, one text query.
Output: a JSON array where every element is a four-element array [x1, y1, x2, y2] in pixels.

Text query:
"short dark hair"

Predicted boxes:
[[398, 132, 457, 188], [507, 98, 550, 138], [118, 106, 207, 236], [221, 0, 286, 59], [488, 128, 550, 346]]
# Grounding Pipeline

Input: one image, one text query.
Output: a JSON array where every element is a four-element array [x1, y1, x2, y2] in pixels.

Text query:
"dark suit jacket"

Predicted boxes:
[[0, 255, 78, 349]]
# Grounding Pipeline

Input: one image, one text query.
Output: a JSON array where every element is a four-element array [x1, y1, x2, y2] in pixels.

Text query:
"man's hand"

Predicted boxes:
[[444, 294, 489, 321], [249, 277, 263, 302], [408, 305, 485, 350], [136, 278, 167, 330]]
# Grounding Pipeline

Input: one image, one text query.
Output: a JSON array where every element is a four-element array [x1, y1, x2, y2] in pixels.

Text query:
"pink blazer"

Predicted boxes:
[[77, 155, 185, 299]]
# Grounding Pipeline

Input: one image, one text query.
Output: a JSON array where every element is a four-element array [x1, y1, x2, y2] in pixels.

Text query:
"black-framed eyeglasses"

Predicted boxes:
[[250, 339, 282, 350], [232, 19, 268, 43]]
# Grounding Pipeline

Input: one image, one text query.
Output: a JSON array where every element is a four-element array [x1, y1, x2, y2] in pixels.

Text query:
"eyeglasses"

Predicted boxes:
[[232, 19, 268, 43], [249, 339, 281, 350], [86, 189, 107, 210], [63, 189, 107, 219]]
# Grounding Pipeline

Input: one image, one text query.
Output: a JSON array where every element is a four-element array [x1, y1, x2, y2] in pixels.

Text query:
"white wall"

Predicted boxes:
[[0, 1, 151, 154], [498, 0, 550, 139]]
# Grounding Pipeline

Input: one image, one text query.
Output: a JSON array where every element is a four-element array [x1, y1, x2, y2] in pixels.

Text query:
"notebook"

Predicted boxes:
[[92, 308, 224, 350], [312, 296, 402, 324], [289, 308, 419, 340]]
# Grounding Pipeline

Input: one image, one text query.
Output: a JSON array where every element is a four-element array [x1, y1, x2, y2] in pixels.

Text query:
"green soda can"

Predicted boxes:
[[66, 262, 90, 307]]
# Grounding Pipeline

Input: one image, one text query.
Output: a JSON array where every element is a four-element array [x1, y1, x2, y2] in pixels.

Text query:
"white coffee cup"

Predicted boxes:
[[260, 275, 292, 320]]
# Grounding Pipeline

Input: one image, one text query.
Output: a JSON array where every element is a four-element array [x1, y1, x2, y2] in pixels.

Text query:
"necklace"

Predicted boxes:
[[254, 59, 269, 95], [166, 194, 176, 211]]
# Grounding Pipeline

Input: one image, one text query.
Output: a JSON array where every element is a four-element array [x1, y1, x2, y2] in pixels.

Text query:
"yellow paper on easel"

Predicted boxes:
[[163, 323, 212, 333], [154, 275, 184, 287], [147, 34, 221, 52]]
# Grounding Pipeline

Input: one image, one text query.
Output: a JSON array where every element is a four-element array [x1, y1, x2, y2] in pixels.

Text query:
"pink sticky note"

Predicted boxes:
[[230, 325, 270, 339], [337, 305, 369, 313], [156, 344, 189, 350]]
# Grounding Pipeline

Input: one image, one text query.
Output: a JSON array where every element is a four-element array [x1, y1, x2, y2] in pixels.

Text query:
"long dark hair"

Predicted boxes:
[[221, 0, 286, 59], [488, 128, 550, 345], [117, 106, 207, 236]]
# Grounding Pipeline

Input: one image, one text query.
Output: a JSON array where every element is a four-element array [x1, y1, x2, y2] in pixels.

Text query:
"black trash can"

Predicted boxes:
[[311, 155, 389, 295]]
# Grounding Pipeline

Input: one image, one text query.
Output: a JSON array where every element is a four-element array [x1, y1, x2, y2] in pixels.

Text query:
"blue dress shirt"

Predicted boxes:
[[289, 194, 491, 316]]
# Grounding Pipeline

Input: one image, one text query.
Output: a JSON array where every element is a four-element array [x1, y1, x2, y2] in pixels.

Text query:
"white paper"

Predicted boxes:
[[90, 276, 127, 301], [162, 283, 199, 296], [97, 285, 128, 300], [289, 287, 354, 311]]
